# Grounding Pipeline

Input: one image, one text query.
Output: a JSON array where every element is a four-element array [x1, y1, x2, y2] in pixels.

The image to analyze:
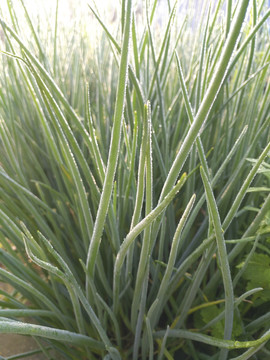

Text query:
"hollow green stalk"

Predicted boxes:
[[86, 0, 133, 279]]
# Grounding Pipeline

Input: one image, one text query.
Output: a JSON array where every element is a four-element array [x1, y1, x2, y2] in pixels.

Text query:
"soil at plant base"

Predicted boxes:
[[0, 282, 59, 359], [0, 333, 54, 359]]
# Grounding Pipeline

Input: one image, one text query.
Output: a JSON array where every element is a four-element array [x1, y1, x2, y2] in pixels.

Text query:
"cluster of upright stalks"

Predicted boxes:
[[0, 0, 270, 359]]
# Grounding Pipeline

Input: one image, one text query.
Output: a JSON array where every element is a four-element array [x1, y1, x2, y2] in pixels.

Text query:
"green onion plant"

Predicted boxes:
[[0, 0, 269, 359]]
